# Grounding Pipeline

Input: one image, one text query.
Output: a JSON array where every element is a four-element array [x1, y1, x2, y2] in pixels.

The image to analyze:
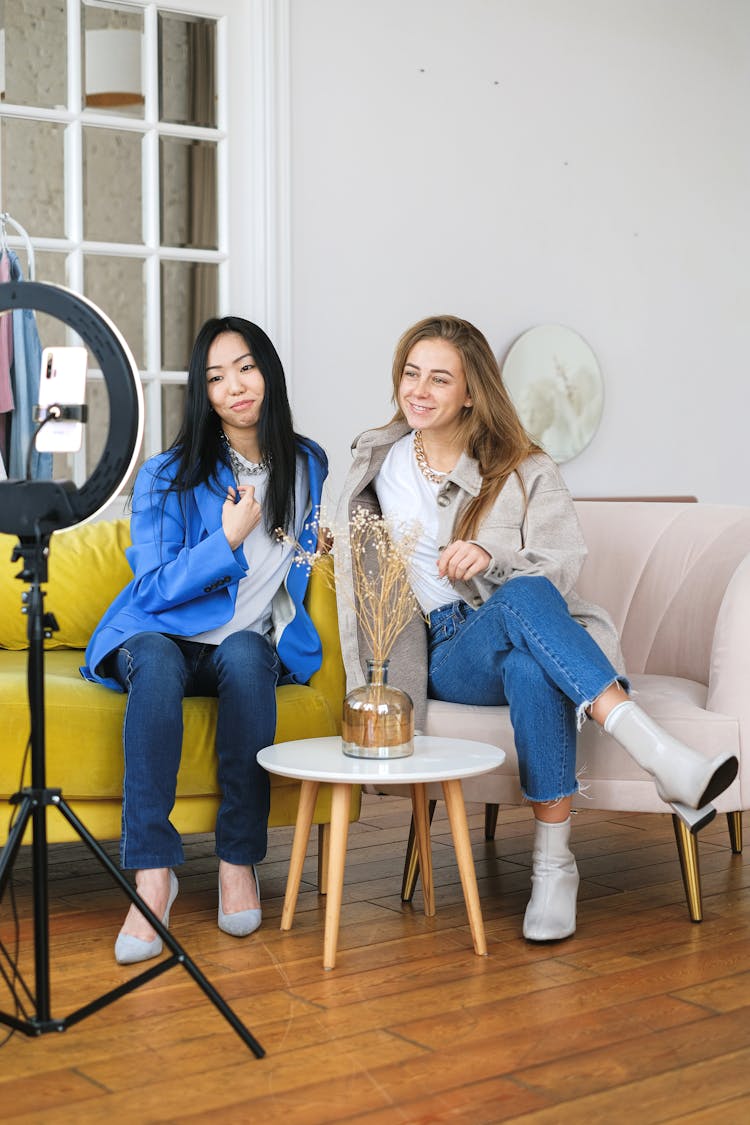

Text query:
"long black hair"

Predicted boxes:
[[162, 316, 315, 535]]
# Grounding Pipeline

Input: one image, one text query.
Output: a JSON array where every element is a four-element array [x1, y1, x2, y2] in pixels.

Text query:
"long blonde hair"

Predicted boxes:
[[390, 315, 538, 540]]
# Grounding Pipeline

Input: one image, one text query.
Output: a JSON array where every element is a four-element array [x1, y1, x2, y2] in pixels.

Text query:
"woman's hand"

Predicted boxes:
[[222, 485, 262, 549], [438, 540, 491, 583]]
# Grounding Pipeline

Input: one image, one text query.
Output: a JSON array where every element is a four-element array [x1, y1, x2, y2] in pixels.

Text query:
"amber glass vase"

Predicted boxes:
[[341, 659, 414, 759]]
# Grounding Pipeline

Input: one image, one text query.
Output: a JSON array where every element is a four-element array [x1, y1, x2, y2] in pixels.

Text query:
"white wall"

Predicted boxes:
[[288, 0, 749, 507]]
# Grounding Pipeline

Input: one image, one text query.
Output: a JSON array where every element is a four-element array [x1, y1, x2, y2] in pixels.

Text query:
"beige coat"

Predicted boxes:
[[335, 420, 624, 727]]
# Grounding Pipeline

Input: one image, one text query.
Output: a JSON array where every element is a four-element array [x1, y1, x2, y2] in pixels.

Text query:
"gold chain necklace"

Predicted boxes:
[[413, 430, 446, 484]]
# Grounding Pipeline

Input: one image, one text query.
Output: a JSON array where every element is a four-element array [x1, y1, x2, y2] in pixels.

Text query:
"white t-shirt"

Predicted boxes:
[[190, 452, 309, 644], [375, 432, 456, 614]]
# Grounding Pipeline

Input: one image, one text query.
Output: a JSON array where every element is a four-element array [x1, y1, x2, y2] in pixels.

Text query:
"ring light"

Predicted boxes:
[[0, 281, 143, 531]]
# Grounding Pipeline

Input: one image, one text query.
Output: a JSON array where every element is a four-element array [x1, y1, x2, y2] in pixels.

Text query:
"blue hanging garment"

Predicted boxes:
[[8, 252, 52, 480], [0, 253, 13, 472]]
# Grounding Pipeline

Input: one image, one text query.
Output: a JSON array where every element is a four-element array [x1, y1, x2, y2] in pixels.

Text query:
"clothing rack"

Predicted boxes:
[[0, 212, 35, 281]]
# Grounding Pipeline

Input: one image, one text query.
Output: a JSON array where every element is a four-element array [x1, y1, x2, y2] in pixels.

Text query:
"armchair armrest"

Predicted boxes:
[[708, 554, 750, 745]]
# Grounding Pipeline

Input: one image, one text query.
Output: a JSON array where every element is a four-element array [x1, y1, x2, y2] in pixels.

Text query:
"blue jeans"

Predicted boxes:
[[427, 576, 627, 803], [108, 630, 279, 870]]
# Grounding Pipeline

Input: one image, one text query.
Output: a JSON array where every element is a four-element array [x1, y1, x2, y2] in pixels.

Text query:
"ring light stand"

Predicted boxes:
[[0, 282, 263, 1056]]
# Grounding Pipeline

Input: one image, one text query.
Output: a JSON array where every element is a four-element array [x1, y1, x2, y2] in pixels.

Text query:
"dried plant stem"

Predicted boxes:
[[345, 508, 423, 665], [281, 507, 423, 667]]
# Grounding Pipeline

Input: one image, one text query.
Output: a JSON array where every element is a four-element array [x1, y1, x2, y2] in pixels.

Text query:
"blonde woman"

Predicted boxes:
[[336, 314, 737, 942]]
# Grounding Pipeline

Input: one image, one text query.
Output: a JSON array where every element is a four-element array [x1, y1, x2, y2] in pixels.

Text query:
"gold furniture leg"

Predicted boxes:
[[727, 810, 743, 853], [401, 798, 437, 901], [484, 802, 499, 840], [317, 822, 330, 893], [672, 813, 703, 923], [410, 784, 435, 916]]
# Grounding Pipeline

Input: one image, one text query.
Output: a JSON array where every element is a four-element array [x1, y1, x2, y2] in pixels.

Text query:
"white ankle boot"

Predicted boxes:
[[523, 817, 579, 942], [604, 701, 738, 810]]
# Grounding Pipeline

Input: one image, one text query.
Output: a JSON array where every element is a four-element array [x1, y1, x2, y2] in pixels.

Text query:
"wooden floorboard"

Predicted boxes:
[[1, 795, 749, 1123]]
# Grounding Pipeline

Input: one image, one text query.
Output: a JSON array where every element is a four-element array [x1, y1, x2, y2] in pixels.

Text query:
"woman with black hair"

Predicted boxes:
[[83, 317, 327, 963]]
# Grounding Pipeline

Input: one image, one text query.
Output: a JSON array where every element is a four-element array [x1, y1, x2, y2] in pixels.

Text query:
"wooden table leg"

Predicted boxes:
[[323, 782, 352, 970], [280, 780, 319, 931], [410, 784, 435, 917], [442, 779, 488, 956]]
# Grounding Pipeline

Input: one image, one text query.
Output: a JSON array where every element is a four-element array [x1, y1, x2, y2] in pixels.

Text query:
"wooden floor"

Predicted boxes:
[[1, 794, 750, 1124]]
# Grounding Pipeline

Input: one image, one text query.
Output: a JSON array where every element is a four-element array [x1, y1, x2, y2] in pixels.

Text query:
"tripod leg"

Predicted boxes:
[[0, 796, 35, 893], [52, 795, 265, 1057], [0, 794, 60, 1033]]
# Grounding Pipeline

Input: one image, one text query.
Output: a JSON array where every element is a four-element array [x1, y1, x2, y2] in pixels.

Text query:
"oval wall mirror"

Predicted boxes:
[[501, 324, 604, 463]]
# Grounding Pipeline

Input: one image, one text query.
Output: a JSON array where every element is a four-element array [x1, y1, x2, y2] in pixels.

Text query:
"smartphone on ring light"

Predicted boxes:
[[35, 346, 88, 453]]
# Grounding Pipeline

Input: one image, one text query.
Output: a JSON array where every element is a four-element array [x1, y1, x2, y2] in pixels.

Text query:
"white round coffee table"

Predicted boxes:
[[257, 735, 505, 970]]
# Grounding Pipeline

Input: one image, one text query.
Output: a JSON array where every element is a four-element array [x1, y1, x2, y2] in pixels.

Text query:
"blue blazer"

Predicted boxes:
[[81, 439, 327, 691]]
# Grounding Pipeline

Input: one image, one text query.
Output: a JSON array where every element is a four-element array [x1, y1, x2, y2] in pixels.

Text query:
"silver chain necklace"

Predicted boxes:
[[413, 430, 446, 484], [221, 432, 270, 484]]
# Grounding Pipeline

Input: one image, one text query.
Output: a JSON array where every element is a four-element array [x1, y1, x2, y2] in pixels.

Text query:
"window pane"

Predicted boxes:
[[161, 260, 218, 370], [84, 377, 107, 480], [82, 1, 144, 119], [84, 255, 146, 369], [160, 138, 217, 249], [85, 383, 145, 493], [85, 380, 146, 487], [33, 252, 69, 350], [83, 127, 143, 243], [159, 14, 217, 128], [34, 251, 67, 288], [1, 1, 67, 109], [0, 118, 65, 237], [162, 383, 186, 448]]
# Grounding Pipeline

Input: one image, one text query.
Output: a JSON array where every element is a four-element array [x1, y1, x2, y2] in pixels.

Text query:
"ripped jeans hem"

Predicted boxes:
[[522, 785, 579, 806], [575, 674, 631, 731]]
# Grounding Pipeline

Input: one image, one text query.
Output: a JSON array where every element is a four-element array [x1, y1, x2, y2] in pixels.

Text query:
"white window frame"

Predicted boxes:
[[0, 0, 290, 494]]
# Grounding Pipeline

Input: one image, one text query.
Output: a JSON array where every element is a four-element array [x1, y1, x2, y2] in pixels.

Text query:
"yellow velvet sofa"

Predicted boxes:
[[0, 518, 359, 848]]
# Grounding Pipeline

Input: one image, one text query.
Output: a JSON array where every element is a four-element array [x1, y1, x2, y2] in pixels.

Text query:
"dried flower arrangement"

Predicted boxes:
[[281, 508, 422, 757], [281, 507, 423, 664], [343, 508, 423, 663]]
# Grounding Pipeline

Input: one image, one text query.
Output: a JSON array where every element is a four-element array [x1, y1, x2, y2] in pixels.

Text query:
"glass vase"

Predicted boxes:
[[342, 659, 414, 759]]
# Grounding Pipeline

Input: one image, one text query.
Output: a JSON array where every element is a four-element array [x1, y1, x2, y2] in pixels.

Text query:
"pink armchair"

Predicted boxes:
[[403, 500, 750, 921]]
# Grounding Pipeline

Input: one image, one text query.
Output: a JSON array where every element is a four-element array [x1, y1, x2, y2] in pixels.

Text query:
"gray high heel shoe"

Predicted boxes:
[[218, 865, 262, 937], [115, 869, 179, 965]]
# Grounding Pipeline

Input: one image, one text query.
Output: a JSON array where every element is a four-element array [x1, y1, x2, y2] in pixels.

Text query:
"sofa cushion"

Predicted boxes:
[[0, 648, 338, 802], [0, 519, 132, 651]]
